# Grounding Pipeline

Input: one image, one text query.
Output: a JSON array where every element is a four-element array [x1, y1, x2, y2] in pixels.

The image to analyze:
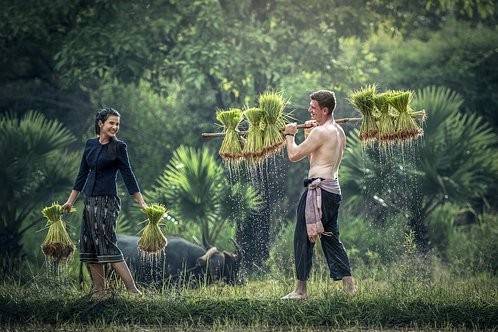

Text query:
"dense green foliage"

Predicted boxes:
[[0, 2, 497, 328], [370, 20, 498, 128], [428, 206, 498, 274]]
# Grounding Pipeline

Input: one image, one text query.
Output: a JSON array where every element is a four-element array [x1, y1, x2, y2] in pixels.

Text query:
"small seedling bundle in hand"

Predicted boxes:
[[259, 91, 288, 157], [138, 204, 168, 254], [41, 203, 75, 263], [242, 107, 264, 163], [216, 108, 244, 165]]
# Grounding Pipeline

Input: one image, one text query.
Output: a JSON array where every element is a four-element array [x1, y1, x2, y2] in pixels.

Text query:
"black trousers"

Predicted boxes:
[[294, 188, 352, 281]]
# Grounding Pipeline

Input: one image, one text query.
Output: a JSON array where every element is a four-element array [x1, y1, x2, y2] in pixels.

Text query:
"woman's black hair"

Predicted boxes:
[[95, 107, 121, 159]]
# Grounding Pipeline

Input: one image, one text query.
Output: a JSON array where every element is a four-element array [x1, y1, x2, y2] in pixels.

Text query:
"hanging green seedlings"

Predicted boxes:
[[242, 107, 265, 164], [41, 203, 75, 263], [259, 91, 287, 156], [407, 108, 426, 141], [138, 204, 168, 254], [348, 85, 378, 142], [216, 108, 244, 163], [388, 90, 422, 141], [411, 109, 427, 123], [374, 91, 398, 145]]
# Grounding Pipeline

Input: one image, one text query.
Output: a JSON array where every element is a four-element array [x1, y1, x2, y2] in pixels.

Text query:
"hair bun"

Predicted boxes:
[[96, 107, 110, 119]]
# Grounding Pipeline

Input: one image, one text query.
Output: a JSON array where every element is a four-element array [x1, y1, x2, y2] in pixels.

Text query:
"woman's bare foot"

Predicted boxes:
[[342, 276, 357, 295], [281, 291, 308, 300]]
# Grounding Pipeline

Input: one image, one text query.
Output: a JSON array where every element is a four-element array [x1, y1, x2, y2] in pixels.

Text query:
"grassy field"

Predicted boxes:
[[1, 268, 496, 331]]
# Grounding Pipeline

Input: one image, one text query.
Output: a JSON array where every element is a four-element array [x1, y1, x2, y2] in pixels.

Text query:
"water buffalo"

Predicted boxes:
[[116, 234, 242, 287]]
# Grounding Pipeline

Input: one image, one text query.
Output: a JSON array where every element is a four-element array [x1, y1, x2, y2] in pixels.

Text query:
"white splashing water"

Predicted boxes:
[[139, 247, 167, 283]]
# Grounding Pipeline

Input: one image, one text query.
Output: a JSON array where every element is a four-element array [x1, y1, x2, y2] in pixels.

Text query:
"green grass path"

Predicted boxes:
[[1, 277, 496, 329]]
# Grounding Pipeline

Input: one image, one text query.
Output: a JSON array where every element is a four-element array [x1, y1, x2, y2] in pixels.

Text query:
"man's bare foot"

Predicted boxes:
[[281, 291, 308, 300], [342, 276, 357, 295], [127, 287, 142, 296]]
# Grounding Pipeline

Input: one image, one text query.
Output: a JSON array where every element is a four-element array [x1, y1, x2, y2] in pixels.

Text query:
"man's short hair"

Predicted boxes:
[[310, 90, 336, 114]]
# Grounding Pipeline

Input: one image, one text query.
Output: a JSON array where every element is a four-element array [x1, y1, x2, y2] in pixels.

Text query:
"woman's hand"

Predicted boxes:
[[62, 200, 73, 213], [62, 190, 79, 212], [133, 192, 147, 210]]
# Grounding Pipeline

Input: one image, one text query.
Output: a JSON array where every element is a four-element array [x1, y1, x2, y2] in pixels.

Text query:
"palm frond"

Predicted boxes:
[[412, 86, 464, 136], [0, 111, 76, 239], [146, 146, 223, 227]]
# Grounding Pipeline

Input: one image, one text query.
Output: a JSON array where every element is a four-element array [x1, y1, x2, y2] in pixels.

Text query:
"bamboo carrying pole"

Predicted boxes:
[[201, 110, 426, 140], [201, 117, 362, 140]]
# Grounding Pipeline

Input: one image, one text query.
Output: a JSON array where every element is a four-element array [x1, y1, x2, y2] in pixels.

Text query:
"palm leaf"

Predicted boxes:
[[145, 146, 223, 242], [0, 111, 76, 262]]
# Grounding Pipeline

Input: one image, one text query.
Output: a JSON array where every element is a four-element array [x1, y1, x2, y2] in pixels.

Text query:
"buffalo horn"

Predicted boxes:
[[230, 238, 243, 262]]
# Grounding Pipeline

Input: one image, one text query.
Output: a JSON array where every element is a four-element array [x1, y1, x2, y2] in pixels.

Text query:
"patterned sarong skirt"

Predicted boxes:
[[79, 195, 124, 263]]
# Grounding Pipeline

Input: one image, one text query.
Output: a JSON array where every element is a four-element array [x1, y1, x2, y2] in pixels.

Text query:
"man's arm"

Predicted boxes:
[[285, 124, 323, 162]]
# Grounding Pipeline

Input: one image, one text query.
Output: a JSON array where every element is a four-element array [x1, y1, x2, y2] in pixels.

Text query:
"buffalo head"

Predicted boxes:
[[197, 239, 242, 285]]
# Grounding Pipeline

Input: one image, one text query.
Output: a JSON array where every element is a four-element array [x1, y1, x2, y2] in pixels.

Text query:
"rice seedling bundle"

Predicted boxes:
[[411, 110, 427, 123], [259, 92, 287, 156], [374, 91, 398, 144], [41, 203, 75, 262], [348, 85, 378, 142], [138, 204, 168, 254], [242, 107, 264, 163], [216, 108, 244, 162], [388, 91, 423, 141]]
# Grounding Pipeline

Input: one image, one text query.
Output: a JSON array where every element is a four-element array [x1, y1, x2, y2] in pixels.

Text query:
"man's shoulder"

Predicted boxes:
[[310, 125, 338, 141], [334, 123, 346, 137], [317, 123, 342, 135], [310, 125, 327, 135], [320, 123, 346, 143]]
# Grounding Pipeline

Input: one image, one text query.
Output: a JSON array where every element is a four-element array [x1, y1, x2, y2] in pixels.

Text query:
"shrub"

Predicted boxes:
[[447, 212, 498, 275], [267, 213, 410, 279]]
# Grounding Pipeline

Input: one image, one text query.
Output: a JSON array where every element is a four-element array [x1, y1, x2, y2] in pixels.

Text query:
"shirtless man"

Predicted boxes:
[[282, 90, 356, 299]]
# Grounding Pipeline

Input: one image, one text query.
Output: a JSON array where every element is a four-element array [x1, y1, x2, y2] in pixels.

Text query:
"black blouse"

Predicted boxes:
[[73, 138, 140, 197]]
